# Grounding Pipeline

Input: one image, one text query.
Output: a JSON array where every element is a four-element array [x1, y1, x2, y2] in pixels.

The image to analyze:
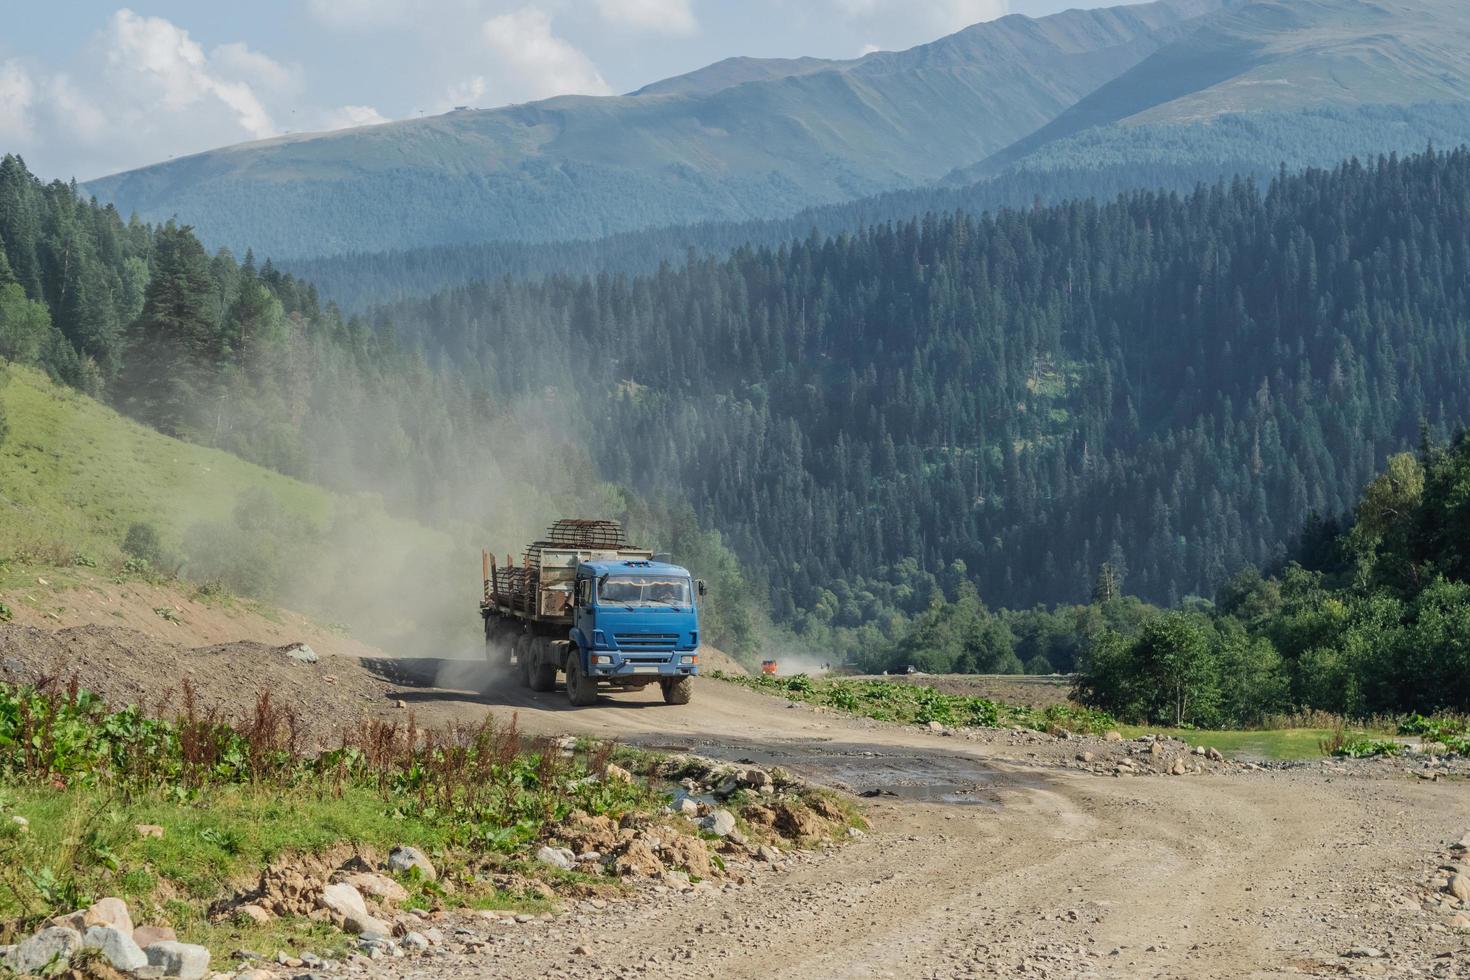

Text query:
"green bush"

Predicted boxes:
[[121, 522, 165, 567]]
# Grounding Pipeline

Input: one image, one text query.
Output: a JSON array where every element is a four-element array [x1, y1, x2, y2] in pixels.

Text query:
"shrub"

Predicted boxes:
[[122, 522, 165, 567]]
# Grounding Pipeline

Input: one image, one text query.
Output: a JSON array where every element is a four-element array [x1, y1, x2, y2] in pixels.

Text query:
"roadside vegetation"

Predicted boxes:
[[713, 671, 1116, 735], [0, 679, 654, 953]]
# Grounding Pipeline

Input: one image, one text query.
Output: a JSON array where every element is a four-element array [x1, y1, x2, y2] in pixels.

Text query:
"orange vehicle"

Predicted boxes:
[[760, 660, 778, 676]]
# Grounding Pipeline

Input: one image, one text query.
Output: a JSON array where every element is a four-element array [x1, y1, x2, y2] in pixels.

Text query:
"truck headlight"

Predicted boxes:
[[680, 655, 697, 665], [593, 655, 611, 665]]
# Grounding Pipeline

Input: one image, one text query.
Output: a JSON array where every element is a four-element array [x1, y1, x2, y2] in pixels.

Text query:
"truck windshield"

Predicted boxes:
[[598, 575, 691, 606]]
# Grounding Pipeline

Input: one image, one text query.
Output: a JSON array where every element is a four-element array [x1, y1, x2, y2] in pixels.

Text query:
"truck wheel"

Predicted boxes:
[[526, 638, 557, 692], [661, 676, 693, 705], [566, 656, 598, 707]]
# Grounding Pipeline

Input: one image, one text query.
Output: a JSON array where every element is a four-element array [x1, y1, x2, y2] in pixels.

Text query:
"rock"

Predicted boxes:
[[1104, 731, 1123, 742], [10, 814, 28, 831], [1150, 742, 1164, 758], [1449, 912, 1470, 929], [700, 809, 738, 837], [1076, 751, 1096, 763], [342, 872, 409, 903], [387, 845, 437, 881], [284, 643, 319, 664], [612, 839, 664, 877], [318, 882, 393, 937], [675, 798, 700, 817], [83, 924, 149, 971], [5, 927, 82, 974], [144, 941, 211, 979], [401, 932, 429, 950], [755, 845, 781, 863], [84, 896, 135, 935], [133, 925, 177, 948], [422, 927, 445, 946], [603, 763, 635, 783], [926, 720, 946, 733], [232, 905, 272, 925], [1170, 758, 1187, 776], [536, 845, 576, 871], [1206, 747, 1224, 762], [236, 971, 275, 980], [1449, 873, 1470, 902], [1343, 947, 1386, 959], [739, 768, 773, 789], [136, 823, 165, 839]]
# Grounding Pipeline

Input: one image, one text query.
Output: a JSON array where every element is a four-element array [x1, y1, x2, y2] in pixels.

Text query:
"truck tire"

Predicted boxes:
[[566, 656, 598, 707], [661, 675, 693, 705], [522, 637, 555, 692]]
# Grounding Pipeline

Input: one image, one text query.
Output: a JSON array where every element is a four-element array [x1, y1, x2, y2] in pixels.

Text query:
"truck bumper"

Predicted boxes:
[[587, 654, 698, 678]]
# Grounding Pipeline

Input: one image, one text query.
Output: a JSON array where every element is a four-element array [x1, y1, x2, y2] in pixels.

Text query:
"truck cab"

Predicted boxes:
[[567, 559, 701, 704]]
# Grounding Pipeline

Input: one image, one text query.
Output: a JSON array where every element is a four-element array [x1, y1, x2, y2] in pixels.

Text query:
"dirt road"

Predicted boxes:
[[377, 667, 1470, 980]]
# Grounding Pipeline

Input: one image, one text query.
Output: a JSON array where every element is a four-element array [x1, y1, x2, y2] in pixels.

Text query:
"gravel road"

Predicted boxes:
[[362, 668, 1470, 979]]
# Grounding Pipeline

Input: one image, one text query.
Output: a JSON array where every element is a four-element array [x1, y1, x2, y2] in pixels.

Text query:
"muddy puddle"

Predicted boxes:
[[635, 736, 1049, 808]]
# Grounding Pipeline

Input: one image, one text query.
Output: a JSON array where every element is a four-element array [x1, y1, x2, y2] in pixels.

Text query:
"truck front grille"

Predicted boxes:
[[614, 632, 679, 650]]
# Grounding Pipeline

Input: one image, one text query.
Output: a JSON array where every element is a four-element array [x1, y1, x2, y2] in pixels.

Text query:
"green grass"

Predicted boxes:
[[1117, 726, 1348, 761], [715, 671, 1117, 735], [0, 365, 332, 565]]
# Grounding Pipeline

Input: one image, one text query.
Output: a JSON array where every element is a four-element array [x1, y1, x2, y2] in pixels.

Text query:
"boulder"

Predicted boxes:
[[700, 809, 738, 837], [342, 872, 409, 903], [739, 768, 773, 790], [5, 927, 82, 974], [135, 823, 165, 839], [1170, 758, 1187, 776], [387, 845, 437, 881], [402, 931, 430, 950], [536, 845, 576, 871], [132, 925, 177, 947], [84, 896, 135, 935], [231, 905, 271, 925], [674, 798, 700, 817], [612, 839, 664, 877], [1103, 731, 1123, 742], [83, 924, 148, 971], [603, 764, 635, 783], [1448, 872, 1470, 902], [283, 643, 319, 664], [318, 881, 392, 937], [143, 940, 211, 979]]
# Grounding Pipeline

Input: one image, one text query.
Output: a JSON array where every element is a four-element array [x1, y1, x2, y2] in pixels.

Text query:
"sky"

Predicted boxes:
[[0, 0, 1105, 182]]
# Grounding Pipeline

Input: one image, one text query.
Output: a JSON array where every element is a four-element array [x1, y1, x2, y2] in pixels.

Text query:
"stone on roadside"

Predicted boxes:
[[83, 924, 148, 971], [144, 940, 211, 979], [700, 809, 738, 837], [284, 643, 319, 664], [1448, 872, 1470, 902], [1449, 911, 1470, 929], [84, 896, 135, 935], [603, 763, 635, 783], [342, 872, 409, 903], [232, 905, 272, 925], [318, 882, 393, 938], [402, 931, 430, 950], [5, 927, 82, 974], [1206, 747, 1224, 762], [1104, 731, 1123, 742], [675, 798, 699, 817], [1342, 947, 1386, 959], [536, 845, 576, 871], [1170, 758, 1187, 776], [133, 925, 177, 947], [1076, 751, 1095, 763], [387, 845, 437, 881]]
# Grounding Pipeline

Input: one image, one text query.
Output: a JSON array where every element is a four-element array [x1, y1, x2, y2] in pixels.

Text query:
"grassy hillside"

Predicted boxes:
[[80, 0, 1225, 257], [0, 363, 469, 652]]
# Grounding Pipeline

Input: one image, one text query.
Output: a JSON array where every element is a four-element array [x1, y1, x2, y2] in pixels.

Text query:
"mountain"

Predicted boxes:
[[956, 0, 1470, 179], [80, 0, 1231, 259]]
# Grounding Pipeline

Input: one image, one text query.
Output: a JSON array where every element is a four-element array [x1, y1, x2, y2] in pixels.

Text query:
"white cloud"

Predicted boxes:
[[482, 7, 610, 101], [859, 42, 881, 55], [595, 0, 698, 35], [0, 60, 35, 142], [306, 0, 416, 31], [319, 104, 390, 129], [445, 75, 488, 108], [831, 0, 1008, 33]]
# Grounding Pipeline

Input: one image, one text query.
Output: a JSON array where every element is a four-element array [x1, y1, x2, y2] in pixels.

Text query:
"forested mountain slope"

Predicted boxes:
[[366, 148, 1470, 647], [79, 0, 1228, 258]]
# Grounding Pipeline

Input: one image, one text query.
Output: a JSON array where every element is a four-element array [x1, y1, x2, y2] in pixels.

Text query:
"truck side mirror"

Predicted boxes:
[[696, 579, 708, 597]]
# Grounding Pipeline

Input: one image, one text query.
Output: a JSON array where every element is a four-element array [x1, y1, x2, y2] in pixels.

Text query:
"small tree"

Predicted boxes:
[[1131, 612, 1217, 727]]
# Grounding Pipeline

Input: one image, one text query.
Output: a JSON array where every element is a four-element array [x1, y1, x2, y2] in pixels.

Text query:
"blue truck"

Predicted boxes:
[[481, 519, 703, 706]]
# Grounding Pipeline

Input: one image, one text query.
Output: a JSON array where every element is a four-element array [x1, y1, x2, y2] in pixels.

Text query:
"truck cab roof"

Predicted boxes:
[[578, 558, 693, 578]]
